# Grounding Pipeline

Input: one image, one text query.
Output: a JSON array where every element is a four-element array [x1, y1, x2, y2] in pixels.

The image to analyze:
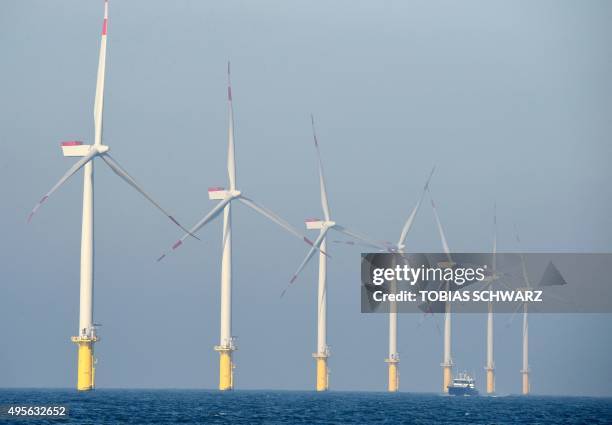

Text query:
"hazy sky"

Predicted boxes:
[[1, 0, 611, 396]]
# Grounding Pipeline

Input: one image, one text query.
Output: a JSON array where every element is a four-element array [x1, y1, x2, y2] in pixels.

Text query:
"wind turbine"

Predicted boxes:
[[379, 168, 435, 392], [286, 116, 388, 392], [157, 64, 317, 391], [515, 227, 531, 395], [511, 230, 568, 395], [28, 0, 193, 391], [332, 169, 438, 392], [485, 204, 497, 394], [427, 187, 455, 393]]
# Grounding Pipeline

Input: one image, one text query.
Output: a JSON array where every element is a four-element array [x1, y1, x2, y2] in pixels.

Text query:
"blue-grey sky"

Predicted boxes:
[[1, 0, 611, 396]]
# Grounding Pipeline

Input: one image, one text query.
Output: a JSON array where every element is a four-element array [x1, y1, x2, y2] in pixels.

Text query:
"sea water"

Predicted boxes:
[[0, 389, 611, 424]]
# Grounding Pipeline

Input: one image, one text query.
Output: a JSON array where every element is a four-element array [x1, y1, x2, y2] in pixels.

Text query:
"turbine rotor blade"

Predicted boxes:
[[283, 227, 330, 294], [424, 165, 436, 191], [333, 224, 389, 251], [227, 62, 237, 190], [514, 225, 532, 289], [398, 204, 420, 249], [100, 153, 197, 239], [505, 301, 524, 327], [157, 198, 231, 261], [93, 0, 109, 146], [28, 148, 99, 222], [428, 190, 453, 263], [493, 202, 497, 273], [237, 195, 320, 250], [332, 239, 390, 250], [398, 166, 435, 247], [310, 115, 331, 221]]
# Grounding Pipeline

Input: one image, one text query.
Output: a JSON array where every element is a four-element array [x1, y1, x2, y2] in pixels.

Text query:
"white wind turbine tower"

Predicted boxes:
[[427, 188, 455, 393], [382, 168, 435, 392], [28, 0, 193, 391], [285, 116, 389, 392], [485, 205, 498, 394], [515, 227, 531, 395], [157, 64, 318, 391]]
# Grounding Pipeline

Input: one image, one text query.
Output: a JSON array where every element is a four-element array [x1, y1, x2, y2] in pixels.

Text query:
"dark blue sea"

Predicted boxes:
[[1, 389, 611, 424]]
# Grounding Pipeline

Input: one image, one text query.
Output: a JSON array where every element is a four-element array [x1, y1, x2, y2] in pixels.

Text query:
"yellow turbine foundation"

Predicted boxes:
[[315, 357, 328, 391], [522, 371, 530, 395], [71, 337, 96, 391], [386, 361, 399, 392], [442, 365, 452, 393], [486, 368, 495, 394], [218, 351, 234, 391]]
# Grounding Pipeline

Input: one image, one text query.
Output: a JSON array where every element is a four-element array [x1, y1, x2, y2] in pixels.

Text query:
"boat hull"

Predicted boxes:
[[448, 386, 479, 396]]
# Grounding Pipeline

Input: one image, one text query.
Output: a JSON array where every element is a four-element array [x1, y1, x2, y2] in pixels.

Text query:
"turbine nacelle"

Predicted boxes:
[[208, 187, 241, 200], [305, 218, 335, 230], [61, 141, 109, 157]]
